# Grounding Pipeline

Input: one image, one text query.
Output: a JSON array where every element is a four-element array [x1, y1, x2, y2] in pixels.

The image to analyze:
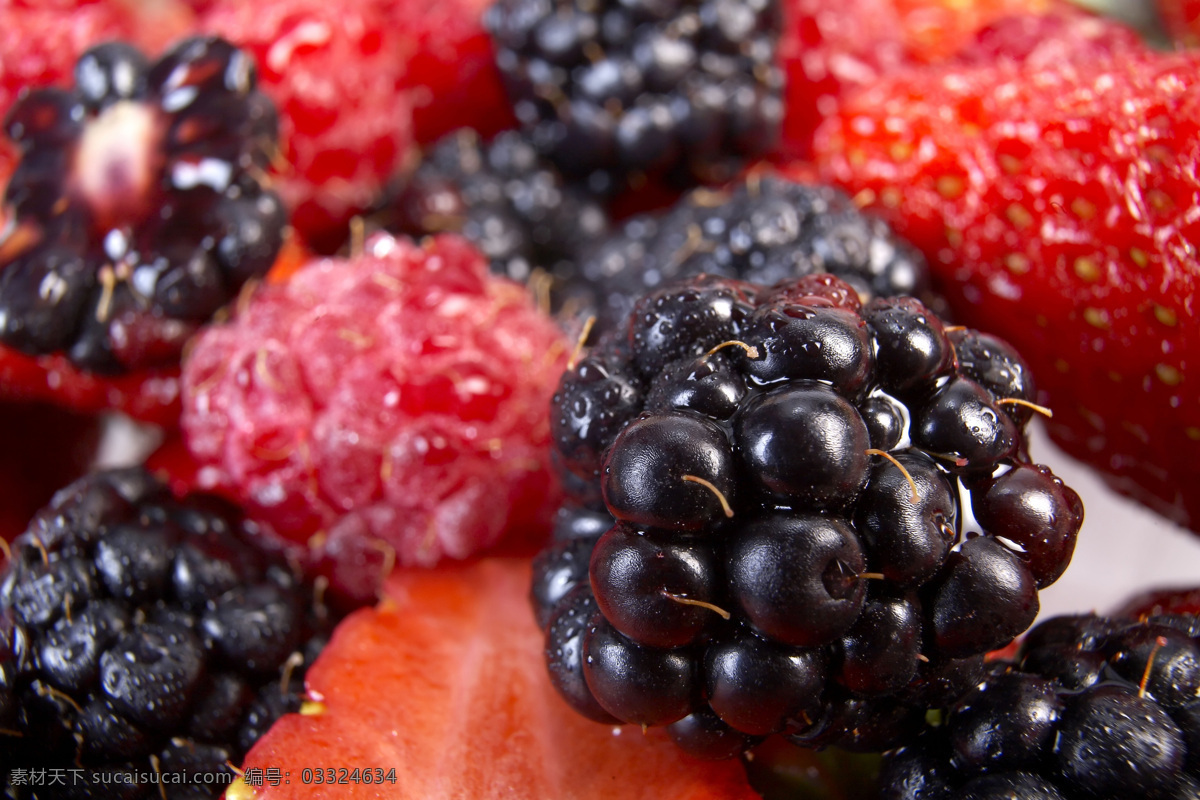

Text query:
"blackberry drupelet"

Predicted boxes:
[[0, 469, 334, 800], [535, 271, 1083, 759], [562, 176, 939, 336], [389, 128, 610, 284], [879, 613, 1200, 799], [0, 37, 284, 373], [484, 0, 784, 191]]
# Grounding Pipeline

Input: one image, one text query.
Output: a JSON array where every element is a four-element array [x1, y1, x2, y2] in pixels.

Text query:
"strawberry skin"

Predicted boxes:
[[232, 560, 759, 800], [777, 0, 1058, 158], [1115, 585, 1200, 618], [1158, 0, 1200, 48], [808, 32, 1200, 529]]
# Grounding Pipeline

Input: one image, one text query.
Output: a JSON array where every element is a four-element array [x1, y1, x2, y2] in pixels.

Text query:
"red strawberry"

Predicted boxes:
[[198, 0, 415, 251], [952, 6, 1147, 66], [891, 0, 1062, 61], [180, 234, 568, 603], [228, 559, 758, 800], [1158, 0, 1200, 48], [806, 20, 1200, 529], [1114, 585, 1200, 619], [777, 0, 1059, 158]]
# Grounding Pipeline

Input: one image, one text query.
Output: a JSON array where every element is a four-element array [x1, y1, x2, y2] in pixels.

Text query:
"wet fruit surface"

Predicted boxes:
[[539, 271, 1082, 757]]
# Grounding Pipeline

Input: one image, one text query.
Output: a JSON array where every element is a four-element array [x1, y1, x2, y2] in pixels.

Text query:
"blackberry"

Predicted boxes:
[[0, 37, 284, 373], [484, 0, 784, 191], [535, 272, 1083, 758], [388, 128, 610, 284], [0, 469, 334, 800], [563, 176, 939, 336], [878, 613, 1200, 800]]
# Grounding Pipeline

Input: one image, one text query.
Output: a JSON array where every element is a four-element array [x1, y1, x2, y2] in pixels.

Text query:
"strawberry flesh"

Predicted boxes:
[[234, 559, 760, 800]]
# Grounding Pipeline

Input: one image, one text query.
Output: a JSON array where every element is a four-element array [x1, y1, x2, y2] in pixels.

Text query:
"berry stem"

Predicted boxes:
[[370, 538, 397, 583], [280, 651, 305, 697], [681, 474, 734, 518], [350, 216, 365, 259], [313, 575, 329, 620], [1139, 635, 1169, 698], [704, 340, 760, 359], [528, 267, 553, 315], [95, 264, 116, 323], [567, 315, 597, 370], [150, 754, 168, 800], [865, 448, 920, 503], [670, 224, 716, 267], [30, 535, 49, 566], [996, 397, 1054, 419], [662, 591, 732, 620], [34, 683, 82, 713]]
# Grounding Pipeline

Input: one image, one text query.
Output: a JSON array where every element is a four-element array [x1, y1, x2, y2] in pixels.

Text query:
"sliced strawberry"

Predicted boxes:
[[807, 19, 1200, 529], [231, 559, 758, 800]]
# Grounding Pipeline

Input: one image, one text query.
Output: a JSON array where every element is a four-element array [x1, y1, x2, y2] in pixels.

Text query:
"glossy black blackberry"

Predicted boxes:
[[388, 128, 609, 284], [536, 272, 1083, 759], [565, 177, 939, 335], [878, 613, 1200, 800], [0, 469, 333, 800], [0, 37, 284, 373], [484, 0, 783, 191]]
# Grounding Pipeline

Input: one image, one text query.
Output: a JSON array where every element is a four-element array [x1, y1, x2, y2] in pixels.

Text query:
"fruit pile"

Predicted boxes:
[[0, 0, 1196, 798]]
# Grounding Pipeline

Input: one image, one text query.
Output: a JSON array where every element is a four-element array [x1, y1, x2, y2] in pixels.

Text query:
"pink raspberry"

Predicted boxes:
[[181, 234, 569, 599]]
